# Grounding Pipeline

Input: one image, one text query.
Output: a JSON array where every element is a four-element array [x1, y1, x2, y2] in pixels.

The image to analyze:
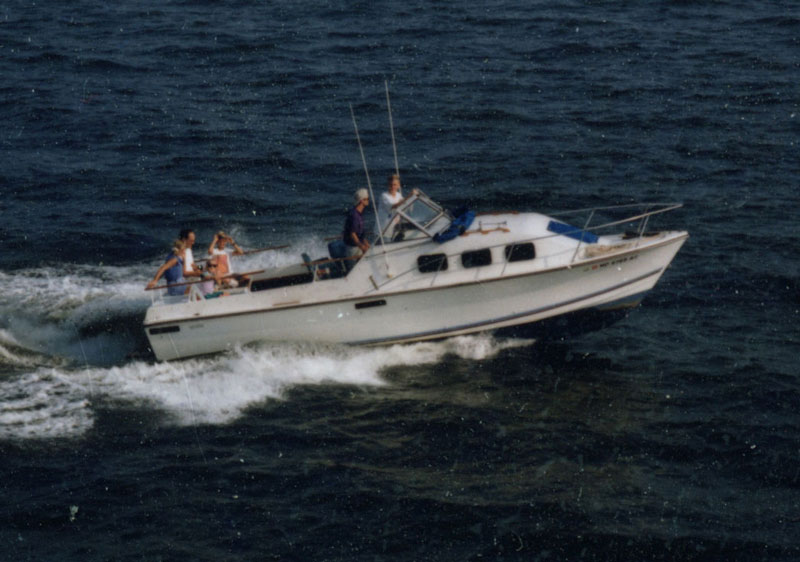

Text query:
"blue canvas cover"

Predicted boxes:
[[434, 210, 475, 243], [547, 220, 599, 244]]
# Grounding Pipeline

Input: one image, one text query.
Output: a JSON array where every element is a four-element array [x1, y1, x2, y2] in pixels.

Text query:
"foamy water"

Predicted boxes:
[[0, 335, 531, 440]]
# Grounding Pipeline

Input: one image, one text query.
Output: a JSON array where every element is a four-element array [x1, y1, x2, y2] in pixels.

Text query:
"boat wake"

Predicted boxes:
[[0, 258, 534, 442], [0, 266, 152, 366], [0, 335, 532, 441]]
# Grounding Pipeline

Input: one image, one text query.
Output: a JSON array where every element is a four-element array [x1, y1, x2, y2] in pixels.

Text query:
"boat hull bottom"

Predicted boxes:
[[494, 292, 645, 341]]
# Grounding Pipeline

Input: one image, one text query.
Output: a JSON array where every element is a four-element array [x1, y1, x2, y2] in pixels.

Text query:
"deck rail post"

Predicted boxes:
[[570, 209, 595, 264]]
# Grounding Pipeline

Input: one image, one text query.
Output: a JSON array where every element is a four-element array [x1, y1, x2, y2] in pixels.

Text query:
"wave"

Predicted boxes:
[[0, 329, 70, 371], [0, 334, 533, 441]]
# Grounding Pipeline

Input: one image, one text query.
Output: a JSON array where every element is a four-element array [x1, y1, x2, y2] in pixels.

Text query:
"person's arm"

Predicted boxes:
[[348, 232, 369, 252], [351, 232, 370, 252], [146, 257, 178, 289], [208, 234, 219, 255], [230, 239, 244, 255]]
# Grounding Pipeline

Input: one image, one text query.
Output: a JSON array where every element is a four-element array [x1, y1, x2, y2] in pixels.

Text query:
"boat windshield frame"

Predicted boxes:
[[380, 191, 452, 242]]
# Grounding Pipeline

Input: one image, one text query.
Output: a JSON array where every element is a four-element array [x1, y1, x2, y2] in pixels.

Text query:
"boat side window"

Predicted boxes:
[[250, 272, 314, 292], [417, 254, 448, 273], [461, 248, 492, 269], [504, 243, 536, 262]]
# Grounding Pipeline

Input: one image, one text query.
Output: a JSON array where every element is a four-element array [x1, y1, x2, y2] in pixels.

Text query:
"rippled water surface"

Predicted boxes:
[[1, 1, 798, 560]]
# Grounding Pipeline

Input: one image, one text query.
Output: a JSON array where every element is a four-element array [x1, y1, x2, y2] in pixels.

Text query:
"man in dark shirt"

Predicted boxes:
[[342, 188, 371, 271]]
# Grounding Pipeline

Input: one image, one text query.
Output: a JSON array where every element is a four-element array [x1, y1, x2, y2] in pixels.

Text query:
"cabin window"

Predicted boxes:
[[250, 272, 314, 292], [504, 243, 536, 262], [461, 248, 492, 269], [417, 254, 448, 273]]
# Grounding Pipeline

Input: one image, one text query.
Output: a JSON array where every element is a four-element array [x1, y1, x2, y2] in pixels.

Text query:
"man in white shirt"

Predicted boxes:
[[179, 229, 203, 280], [377, 174, 418, 233]]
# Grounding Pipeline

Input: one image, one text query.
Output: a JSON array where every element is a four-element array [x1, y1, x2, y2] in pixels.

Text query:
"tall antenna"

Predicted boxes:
[[385, 80, 400, 179], [349, 103, 386, 249]]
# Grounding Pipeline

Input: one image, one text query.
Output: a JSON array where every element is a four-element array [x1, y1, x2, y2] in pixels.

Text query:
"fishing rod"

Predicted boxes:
[[195, 243, 290, 264], [349, 102, 387, 250], [144, 269, 267, 291], [385, 80, 400, 180]]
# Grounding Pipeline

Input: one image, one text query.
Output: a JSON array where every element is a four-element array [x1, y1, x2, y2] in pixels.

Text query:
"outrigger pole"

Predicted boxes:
[[349, 102, 386, 250], [385, 80, 400, 180]]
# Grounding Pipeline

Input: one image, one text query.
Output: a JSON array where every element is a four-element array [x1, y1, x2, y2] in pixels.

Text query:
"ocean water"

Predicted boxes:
[[1, 1, 798, 560]]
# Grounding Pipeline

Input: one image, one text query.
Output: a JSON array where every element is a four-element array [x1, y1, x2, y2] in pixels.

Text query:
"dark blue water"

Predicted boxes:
[[1, 1, 798, 560]]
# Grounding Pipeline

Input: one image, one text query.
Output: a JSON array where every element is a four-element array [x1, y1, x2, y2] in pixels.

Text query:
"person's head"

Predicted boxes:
[[215, 231, 229, 249], [387, 174, 401, 194], [179, 229, 196, 248], [207, 255, 219, 271], [354, 188, 369, 208], [171, 239, 186, 256]]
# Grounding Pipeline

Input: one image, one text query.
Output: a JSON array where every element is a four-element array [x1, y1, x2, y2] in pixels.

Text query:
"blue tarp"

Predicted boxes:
[[547, 220, 599, 244], [434, 210, 475, 243]]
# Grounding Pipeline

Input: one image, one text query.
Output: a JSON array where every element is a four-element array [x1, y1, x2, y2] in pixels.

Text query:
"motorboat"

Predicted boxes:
[[143, 191, 688, 361]]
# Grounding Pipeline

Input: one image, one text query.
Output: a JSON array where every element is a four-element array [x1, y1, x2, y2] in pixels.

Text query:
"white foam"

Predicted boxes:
[[0, 369, 93, 440], [0, 266, 150, 321], [0, 265, 153, 364], [0, 334, 532, 440]]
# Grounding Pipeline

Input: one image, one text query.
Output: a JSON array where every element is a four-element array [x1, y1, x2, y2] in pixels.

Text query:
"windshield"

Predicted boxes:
[[380, 191, 452, 243], [402, 199, 441, 228]]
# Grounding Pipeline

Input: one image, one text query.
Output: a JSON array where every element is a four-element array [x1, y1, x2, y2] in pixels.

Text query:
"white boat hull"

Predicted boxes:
[[145, 228, 687, 361]]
